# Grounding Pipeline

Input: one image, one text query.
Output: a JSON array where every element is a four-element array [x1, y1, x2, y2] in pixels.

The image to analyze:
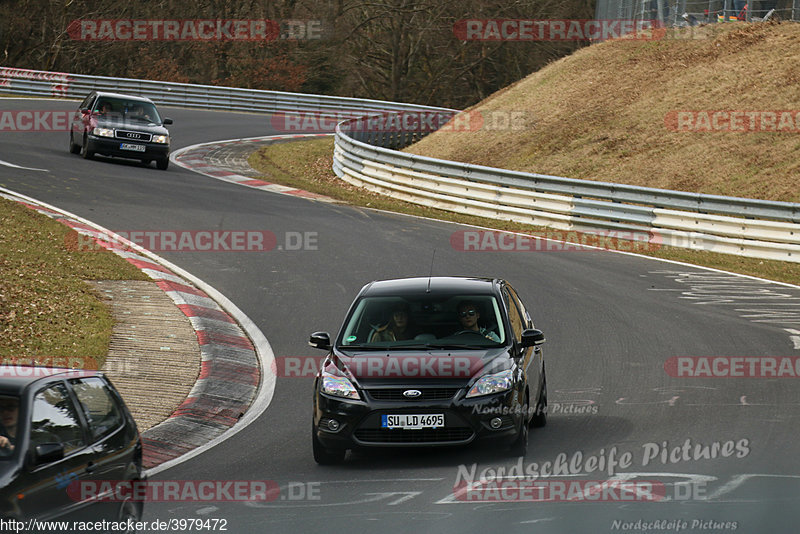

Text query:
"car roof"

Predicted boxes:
[[361, 276, 500, 297], [0, 367, 101, 395], [91, 91, 156, 104]]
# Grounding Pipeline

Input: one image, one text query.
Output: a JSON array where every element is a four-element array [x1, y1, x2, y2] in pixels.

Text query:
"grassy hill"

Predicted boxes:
[[405, 22, 800, 203]]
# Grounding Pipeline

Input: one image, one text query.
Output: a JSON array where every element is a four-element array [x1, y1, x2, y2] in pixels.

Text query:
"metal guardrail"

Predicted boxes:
[[0, 66, 456, 117], [2, 67, 799, 262], [335, 121, 800, 263]]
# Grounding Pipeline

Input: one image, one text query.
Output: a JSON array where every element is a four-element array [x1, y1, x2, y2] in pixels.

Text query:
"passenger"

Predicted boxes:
[[455, 301, 500, 342], [371, 302, 416, 342], [0, 397, 19, 453]]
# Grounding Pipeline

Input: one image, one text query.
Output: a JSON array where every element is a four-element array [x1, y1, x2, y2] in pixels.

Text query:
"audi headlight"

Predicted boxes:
[[152, 135, 169, 144], [321, 371, 360, 400], [92, 127, 114, 138], [466, 369, 513, 398]]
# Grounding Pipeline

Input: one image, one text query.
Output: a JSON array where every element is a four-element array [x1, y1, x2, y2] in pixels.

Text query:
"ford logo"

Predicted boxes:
[[402, 390, 422, 398]]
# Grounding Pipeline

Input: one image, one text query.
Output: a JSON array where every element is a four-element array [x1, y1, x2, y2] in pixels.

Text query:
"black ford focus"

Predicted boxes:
[[310, 276, 547, 464]]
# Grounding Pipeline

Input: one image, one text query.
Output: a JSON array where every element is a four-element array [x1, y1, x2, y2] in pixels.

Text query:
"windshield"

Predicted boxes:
[[0, 395, 20, 461], [338, 295, 505, 349], [93, 98, 162, 125]]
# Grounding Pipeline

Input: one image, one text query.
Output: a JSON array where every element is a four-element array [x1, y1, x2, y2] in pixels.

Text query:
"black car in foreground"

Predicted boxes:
[[0, 367, 144, 524], [68, 91, 173, 170], [310, 276, 547, 464]]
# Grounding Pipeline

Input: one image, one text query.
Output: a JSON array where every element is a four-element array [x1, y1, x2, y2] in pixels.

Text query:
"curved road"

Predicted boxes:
[[2, 99, 800, 533]]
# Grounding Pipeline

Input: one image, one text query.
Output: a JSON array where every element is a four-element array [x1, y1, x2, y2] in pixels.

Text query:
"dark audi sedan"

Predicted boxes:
[[310, 277, 547, 464], [68, 91, 173, 170], [0, 367, 145, 523]]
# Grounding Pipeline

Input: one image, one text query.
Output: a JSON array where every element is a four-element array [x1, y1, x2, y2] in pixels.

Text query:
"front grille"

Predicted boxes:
[[367, 388, 460, 401], [354, 428, 473, 443], [115, 130, 152, 142]]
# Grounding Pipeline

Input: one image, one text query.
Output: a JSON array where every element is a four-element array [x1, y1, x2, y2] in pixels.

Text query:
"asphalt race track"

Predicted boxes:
[[3, 98, 800, 533]]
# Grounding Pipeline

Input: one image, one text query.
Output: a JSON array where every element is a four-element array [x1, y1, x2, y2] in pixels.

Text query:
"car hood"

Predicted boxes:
[[93, 116, 170, 135], [332, 347, 509, 385]]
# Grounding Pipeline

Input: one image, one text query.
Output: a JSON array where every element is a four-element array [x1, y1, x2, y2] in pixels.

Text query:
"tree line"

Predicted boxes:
[[0, 0, 593, 108]]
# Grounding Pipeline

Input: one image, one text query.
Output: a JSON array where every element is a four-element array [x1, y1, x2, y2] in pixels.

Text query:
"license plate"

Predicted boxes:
[[381, 414, 444, 429], [120, 143, 146, 152]]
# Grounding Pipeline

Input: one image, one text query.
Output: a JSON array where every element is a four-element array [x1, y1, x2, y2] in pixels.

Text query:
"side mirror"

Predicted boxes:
[[520, 329, 545, 348], [80, 108, 90, 115], [163, 118, 173, 125], [309, 332, 331, 350], [34, 442, 64, 465]]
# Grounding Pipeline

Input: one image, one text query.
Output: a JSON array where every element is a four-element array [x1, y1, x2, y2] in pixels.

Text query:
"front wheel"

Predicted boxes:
[[530, 365, 547, 428], [312, 425, 345, 465], [509, 407, 529, 457], [68, 131, 80, 154], [80, 135, 93, 159], [156, 157, 169, 170]]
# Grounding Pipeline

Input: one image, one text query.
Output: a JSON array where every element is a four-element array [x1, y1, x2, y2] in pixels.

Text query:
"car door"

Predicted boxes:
[[17, 381, 96, 521], [67, 375, 140, 520]]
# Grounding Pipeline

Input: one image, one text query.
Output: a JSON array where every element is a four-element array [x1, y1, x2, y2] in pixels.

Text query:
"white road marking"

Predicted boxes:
[[785, 329, 800, 349], [0, 158, 47, 172]]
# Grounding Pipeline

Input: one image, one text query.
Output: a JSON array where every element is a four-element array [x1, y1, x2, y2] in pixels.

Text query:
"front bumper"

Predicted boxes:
[[313, 384, 526, 450], [87, 135, 169, 160]]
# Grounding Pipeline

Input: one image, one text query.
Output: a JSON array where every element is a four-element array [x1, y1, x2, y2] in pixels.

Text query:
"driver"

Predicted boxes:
[[0, 397, 19, 453], [455, 301, 500, 342]]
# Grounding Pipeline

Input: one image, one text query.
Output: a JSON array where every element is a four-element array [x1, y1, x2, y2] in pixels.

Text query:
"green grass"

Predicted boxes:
[[0, 197, 148, 365], [248, 137, 800, 287]]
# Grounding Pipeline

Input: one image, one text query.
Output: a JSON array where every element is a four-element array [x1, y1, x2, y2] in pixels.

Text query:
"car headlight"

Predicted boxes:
[[92, 127, 115, 138], [321, 372, 360, 400], [152, 135, 169, 144], [466, 369, 513, 398]]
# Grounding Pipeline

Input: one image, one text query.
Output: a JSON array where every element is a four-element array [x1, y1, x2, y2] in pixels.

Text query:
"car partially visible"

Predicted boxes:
[[0, 367, 145, 523], [68, 91, 173, 170]]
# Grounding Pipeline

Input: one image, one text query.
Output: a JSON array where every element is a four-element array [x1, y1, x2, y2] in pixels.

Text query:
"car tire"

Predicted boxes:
[[141, 159, 153, 167], [530, 365, 547, 428], [80, 135, 93, 160], [312, 424, 345, 465], [156, 158, 169, 170], [118, 498, 142, 533], [68, 131, 80, 154], [509, 404, 529, 457]]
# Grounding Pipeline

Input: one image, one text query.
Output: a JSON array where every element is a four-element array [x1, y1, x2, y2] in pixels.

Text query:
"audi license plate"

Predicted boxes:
[[381, 414, 444, 429], [120, 143, 146, 152]]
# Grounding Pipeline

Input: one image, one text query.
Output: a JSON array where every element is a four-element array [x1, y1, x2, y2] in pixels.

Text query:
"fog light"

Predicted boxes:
[[327, 419, 340, 431], [489, 417, 502, 429]]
